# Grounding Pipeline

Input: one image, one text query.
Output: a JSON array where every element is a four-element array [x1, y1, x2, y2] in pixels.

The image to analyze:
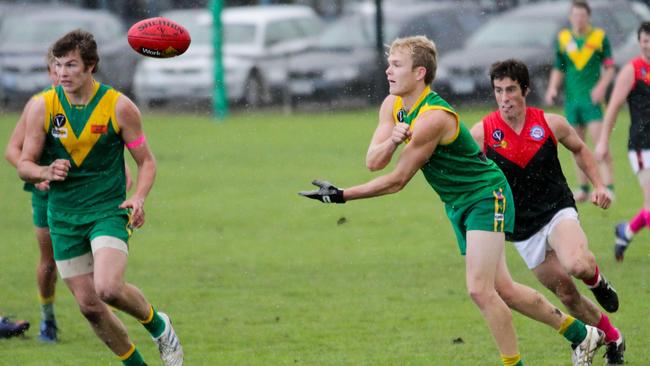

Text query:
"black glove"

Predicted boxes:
[[299, 180, 345, 204]]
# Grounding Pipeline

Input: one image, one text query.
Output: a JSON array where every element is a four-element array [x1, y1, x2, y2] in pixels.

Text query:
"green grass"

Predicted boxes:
[[1, 105, 649, 365]]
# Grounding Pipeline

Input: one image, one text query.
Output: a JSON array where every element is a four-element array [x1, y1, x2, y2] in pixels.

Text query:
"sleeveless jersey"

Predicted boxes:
[[482, 107, 575, 241], [627, 57, 650, 150], [23, 86, 54, 196], [41, 82, 126, 215], [392, 87, 507, 207], [554, 27, 613, 101]]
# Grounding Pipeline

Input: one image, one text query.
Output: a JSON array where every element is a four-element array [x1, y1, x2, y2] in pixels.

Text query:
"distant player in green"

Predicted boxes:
[[18, 30, 183, 366], [300, 35, 603, 366], [545, 0, 615, 202], [5, 49, 60, 343]]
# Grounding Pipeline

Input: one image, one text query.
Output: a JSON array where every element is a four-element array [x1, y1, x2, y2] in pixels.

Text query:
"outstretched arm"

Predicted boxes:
[[117, 95, 156, 228], [595, 63, 635, 160], [546, 113, 610, 208]]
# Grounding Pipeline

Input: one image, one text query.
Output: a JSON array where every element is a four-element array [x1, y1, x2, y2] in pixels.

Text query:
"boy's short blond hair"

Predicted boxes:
[[389, 35, 437, 85]]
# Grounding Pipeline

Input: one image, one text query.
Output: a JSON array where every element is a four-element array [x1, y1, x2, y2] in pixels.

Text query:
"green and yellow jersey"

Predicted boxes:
[[392, 86, 507, 207], [41, 82, 127, 217], [553, 26, 613, 101]]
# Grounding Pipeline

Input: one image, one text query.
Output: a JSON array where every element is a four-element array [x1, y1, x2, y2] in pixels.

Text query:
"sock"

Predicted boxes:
[[596, 313, 620, 343], [643, 209, 650, 231], [558, 316, 588, 345], [39, 294, 56, 322], [501, 353, 523, 366], [607, 184, 614, 192], [580, 184, 590, 193], [583, 265, 600, 288], [120, 344, 146, 366], [139, 305, 166, 338], [629, 209, 646, 234]]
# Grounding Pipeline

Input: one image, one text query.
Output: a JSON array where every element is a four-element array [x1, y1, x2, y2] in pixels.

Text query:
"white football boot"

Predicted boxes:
[[153, 312, 184, 366]]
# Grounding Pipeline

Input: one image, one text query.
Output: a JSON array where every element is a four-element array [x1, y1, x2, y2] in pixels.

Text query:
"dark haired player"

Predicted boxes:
[[472, 59, 625, 365]]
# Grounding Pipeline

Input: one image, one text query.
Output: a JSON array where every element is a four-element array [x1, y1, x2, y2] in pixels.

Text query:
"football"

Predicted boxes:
[[127, 17, 191, 58]]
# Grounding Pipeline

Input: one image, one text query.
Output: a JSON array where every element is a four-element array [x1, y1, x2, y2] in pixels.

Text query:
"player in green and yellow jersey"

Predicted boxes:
[[5, 49, 59, 343], [18, 30, 183, 366], [300, 35, 604, 365], [545, 0, 615, 202]]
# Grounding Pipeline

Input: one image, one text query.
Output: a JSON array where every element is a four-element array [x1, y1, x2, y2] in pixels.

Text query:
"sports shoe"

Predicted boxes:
[[571, 326, 604, 366], [0, 317, 29, 339], [604, 334, 625, 365], [38, 320, 58, 343], [153, 312, 183, 366], [589, 275, 619, 313], [614, 223, 630, 262]]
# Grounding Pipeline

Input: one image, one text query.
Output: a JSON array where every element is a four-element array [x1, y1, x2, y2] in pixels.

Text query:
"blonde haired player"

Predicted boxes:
[[300, 35, 603, 365]]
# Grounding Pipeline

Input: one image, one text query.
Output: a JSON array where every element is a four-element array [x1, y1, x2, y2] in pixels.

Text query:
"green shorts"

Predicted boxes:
[[31, 190, 49, 228], [48, 210, 130, 261], [445, 186, 514, 255], [565, 100, 603, 126]]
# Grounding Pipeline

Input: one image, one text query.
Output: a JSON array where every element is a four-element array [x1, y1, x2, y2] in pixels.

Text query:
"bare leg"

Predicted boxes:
[[93, 247, 151, 321], [35, 227, 56, 299], [533, 251, 601, 325], [64, 273, 133, 355], [465, 230, 518, 355]]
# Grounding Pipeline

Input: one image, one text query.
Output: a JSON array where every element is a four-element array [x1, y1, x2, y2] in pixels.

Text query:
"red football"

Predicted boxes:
[[127, 17, 191, 58]]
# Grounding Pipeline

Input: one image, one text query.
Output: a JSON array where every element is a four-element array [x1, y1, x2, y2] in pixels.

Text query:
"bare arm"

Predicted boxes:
[[344, 110, 455, 201], [591, 65, 615, 104], [18, 98, 70, 183], [546, 113, 610, 208], [469, 121, 485, 151], [595, 63, 634, 159], [545, 69, 565, 106], [5, 98, 34, 167], [117, 95, 156, 228], [365, 95, 410, 171]]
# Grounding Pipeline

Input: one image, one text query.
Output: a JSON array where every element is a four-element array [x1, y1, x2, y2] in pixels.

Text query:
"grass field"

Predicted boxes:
[[1, 105, 649, 365]]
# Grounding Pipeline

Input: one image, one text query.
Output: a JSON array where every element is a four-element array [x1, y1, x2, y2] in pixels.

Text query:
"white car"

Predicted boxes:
[[133, 5, 323, 109]]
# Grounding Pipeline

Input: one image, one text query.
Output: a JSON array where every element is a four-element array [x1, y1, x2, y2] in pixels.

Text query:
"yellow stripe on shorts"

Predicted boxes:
[[493, 188, 506, 232]]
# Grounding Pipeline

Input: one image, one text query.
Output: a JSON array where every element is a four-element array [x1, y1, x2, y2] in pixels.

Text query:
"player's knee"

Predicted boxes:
[[467, 286, 497, 308], [566, 257, 594, 279], [94, 281, 122, 305], [495, 282, 517, 307], [77, 300, 104, 323]]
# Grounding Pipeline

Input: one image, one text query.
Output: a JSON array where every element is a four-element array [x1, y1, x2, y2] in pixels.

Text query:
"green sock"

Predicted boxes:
[[121, 346, 146, 366], [607, 184, 614, 192], [140, 306, 166, 338], [561, 318, 588, 344], [41, 303, 55, 323], [580, 184, 590, 193]]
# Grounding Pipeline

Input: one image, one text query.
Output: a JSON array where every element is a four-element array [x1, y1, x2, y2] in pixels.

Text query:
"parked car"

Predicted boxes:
[[435, 0, 641, 103], [133, 5, 323, 109], [287, 1, 485, 105], [0, 5, 137, 107]]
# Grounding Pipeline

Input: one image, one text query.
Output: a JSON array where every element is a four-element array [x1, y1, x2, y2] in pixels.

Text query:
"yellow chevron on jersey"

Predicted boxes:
[[558, 27, 605, 71], [43, 82, 121, 167]]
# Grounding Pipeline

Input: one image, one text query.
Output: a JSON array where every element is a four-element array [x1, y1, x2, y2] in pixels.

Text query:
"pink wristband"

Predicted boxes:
[[125, 135, 146, 149]]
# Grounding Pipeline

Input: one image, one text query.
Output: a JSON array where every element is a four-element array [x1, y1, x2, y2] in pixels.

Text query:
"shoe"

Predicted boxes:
[[0, 317, 30, 339], [590, 275, 619, 313], [153, 312, 183, 366], [571, 325, 604, 366], [573, 188, 589, 203], [614, 223, 630, 262], [38, 320, 58, 343], [604, 334, 625, 365]]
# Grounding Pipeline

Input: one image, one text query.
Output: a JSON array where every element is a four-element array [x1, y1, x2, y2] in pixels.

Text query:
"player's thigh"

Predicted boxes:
[[89, 215, 130, 285], [547, 216, 590, 268]]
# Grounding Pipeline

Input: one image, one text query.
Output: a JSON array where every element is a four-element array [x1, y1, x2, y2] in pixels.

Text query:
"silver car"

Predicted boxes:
[[133, 5, 323, 109], [0, 5, 137, 107]]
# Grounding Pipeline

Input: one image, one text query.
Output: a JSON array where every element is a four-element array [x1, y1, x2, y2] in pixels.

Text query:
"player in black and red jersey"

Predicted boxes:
[[470, 59, 625, 365], [596, 22, 650, 262]]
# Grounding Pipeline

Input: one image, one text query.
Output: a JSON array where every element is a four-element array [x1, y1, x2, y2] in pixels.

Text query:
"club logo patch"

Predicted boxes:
[[492, 129, 504, 142], [53, 114, 66, 128], [530, 125, 545, 141], [397, 108, 406, 123], [91, 124, 108, 134]]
